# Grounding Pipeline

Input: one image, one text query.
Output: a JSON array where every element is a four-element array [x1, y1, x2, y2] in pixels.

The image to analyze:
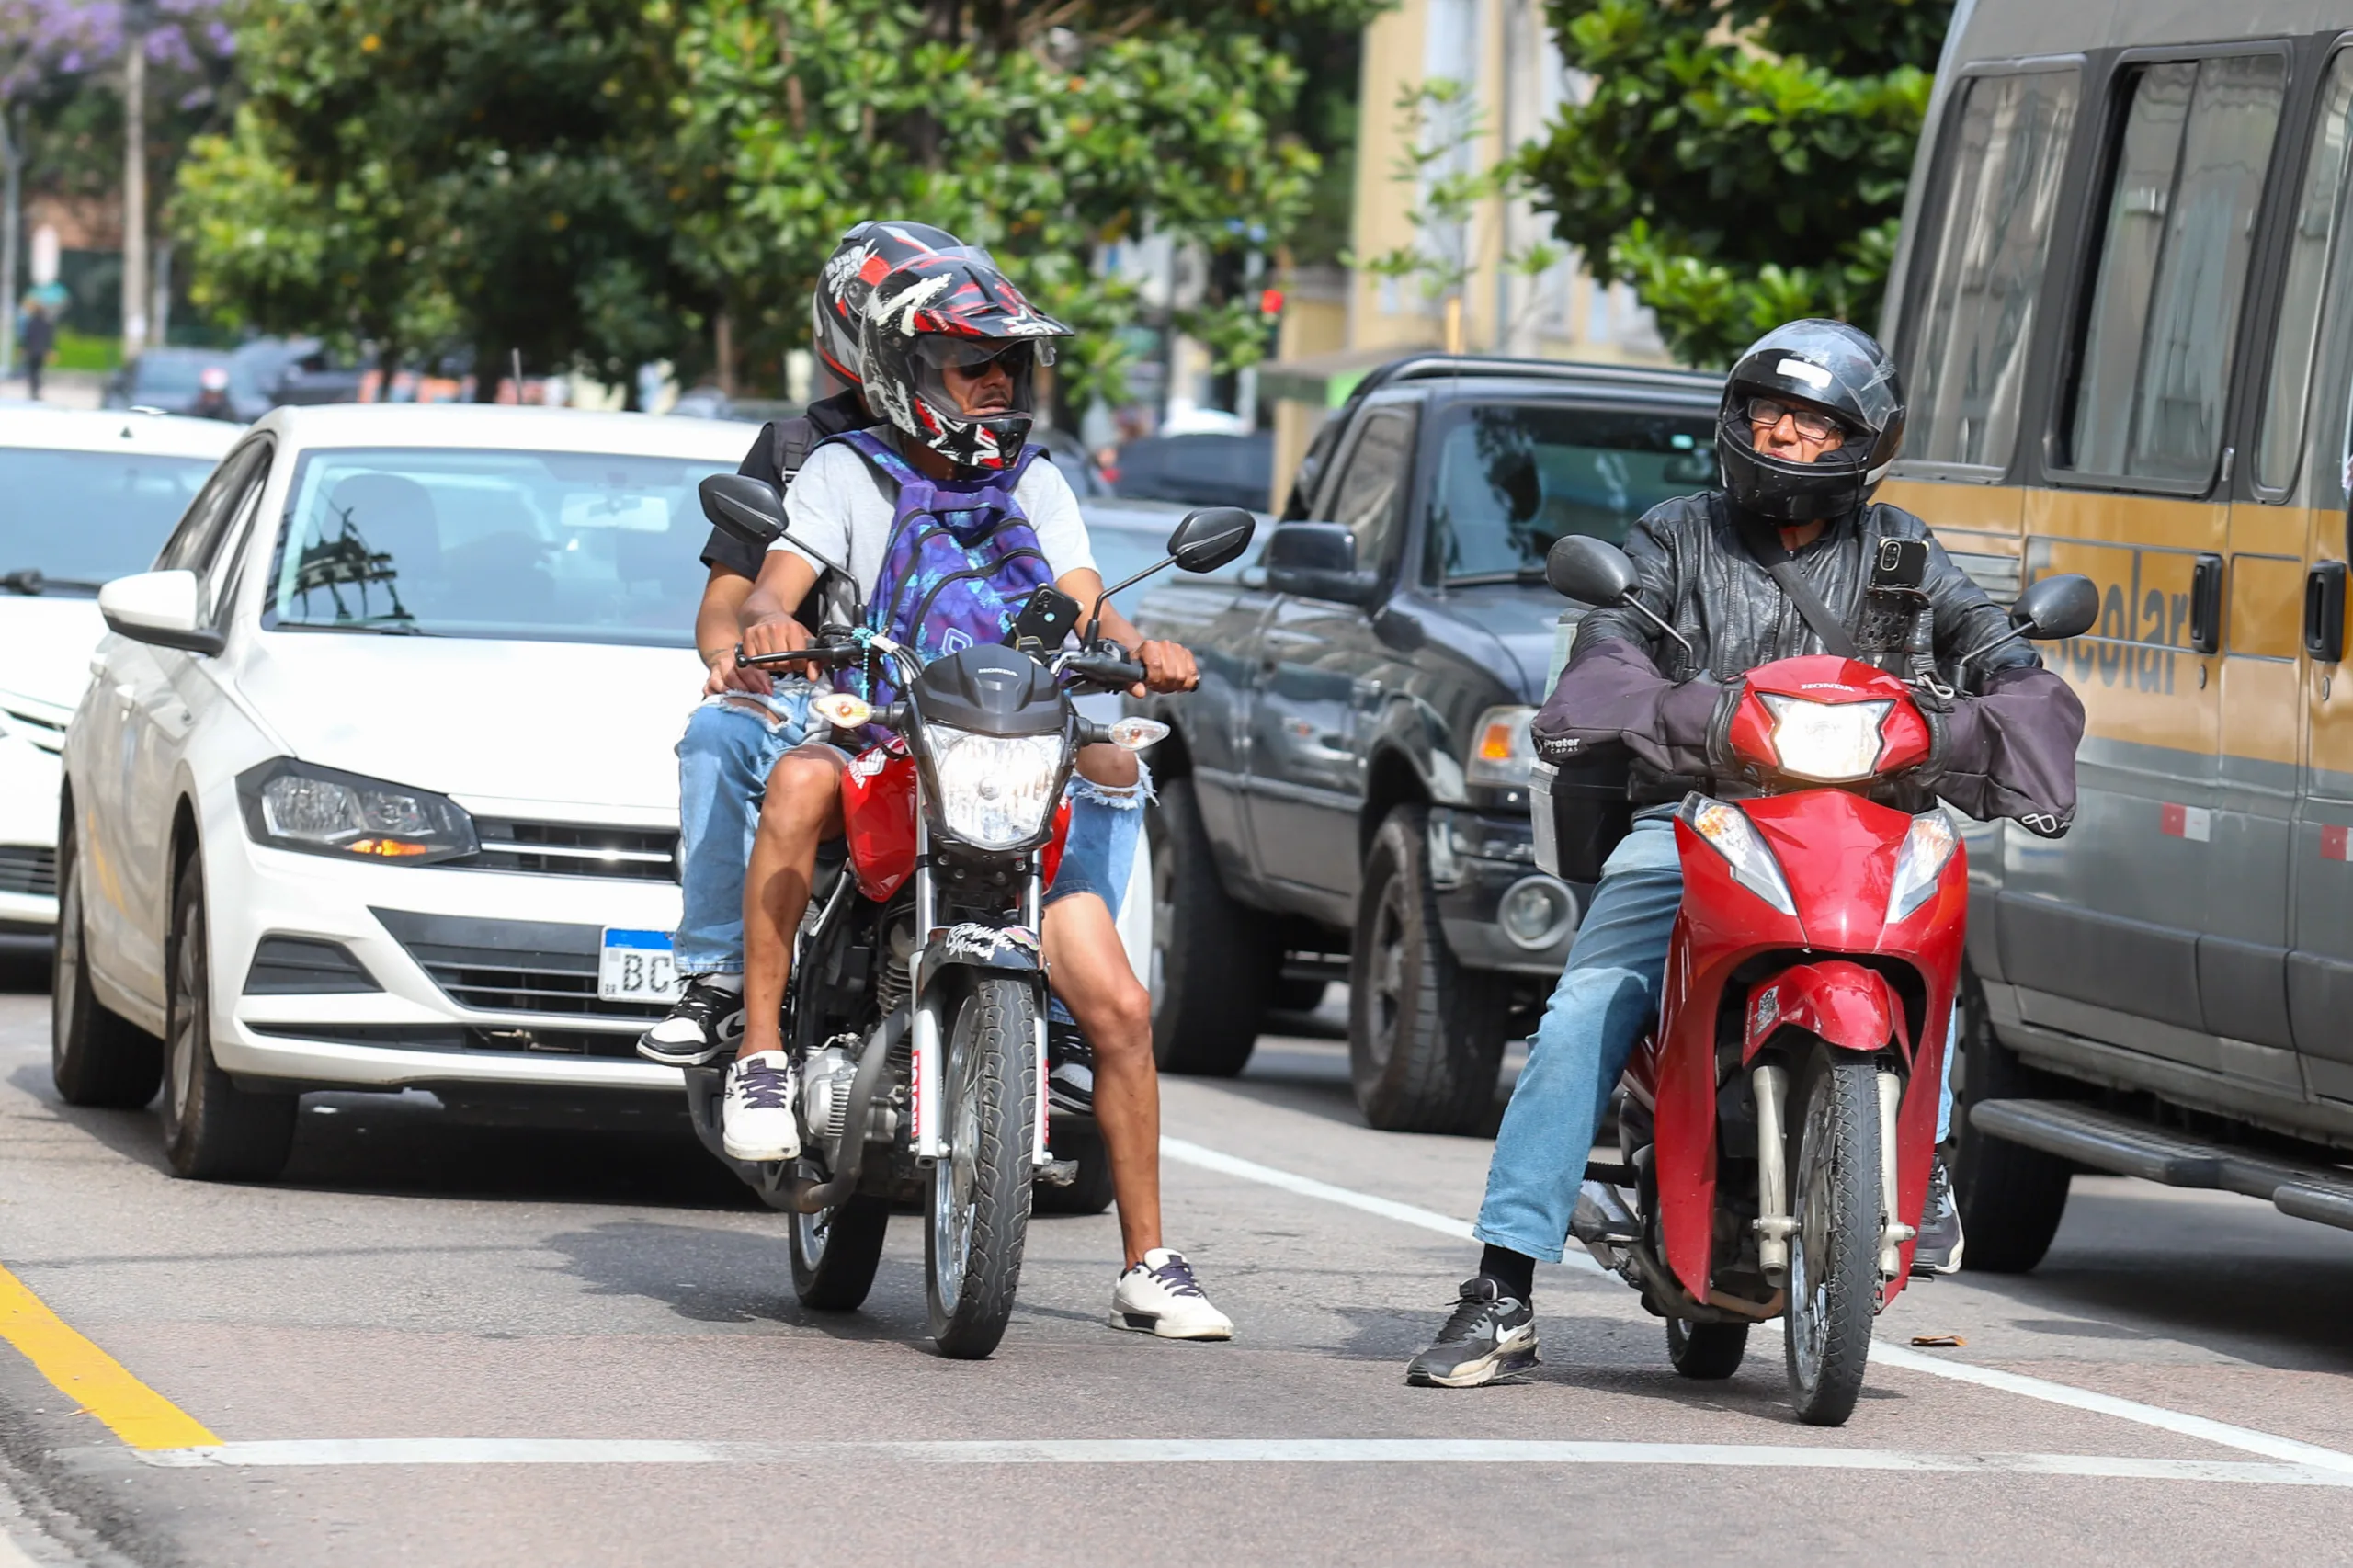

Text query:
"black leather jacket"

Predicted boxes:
[[1533, 492, 2085, 833]]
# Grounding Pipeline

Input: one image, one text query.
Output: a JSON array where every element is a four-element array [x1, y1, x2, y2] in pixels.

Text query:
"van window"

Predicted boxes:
[[2257, 52, 2353, 494], [1906, 69, 2079, 468], [2066, 54, 2285, 484]]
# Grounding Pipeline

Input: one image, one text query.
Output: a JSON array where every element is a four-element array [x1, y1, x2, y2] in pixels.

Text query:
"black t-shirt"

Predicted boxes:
[[699, 389, 870, 581]]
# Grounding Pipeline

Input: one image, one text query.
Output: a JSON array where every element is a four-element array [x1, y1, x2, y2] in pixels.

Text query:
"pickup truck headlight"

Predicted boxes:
[[1465, 705, 1539, 789], [927, 726, 1063, 849], [235, 759, 477, 864]]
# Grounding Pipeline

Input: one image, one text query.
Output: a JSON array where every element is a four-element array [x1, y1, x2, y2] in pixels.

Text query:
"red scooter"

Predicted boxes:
[[1534, 537, 2094, 1424]]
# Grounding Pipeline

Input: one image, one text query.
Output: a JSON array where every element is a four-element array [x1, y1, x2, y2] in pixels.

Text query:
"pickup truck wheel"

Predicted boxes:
[[1949, 971, 2071, 1273], [1349, 807, 1509, 1133], [1145, 777, 1271, 1076]]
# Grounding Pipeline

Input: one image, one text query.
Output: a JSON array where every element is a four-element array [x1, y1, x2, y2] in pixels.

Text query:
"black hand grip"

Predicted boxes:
[[1064, 653, 1145, 691], [2306, 562, 2347, 664], [738, 640, 864, 669]]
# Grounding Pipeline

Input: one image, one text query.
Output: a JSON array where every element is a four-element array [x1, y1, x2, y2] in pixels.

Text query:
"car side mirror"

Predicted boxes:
[[2014, 574, 2097, 641], [1266, 522, 1379, 606], [99, 569, 223, 656], [1168, 507, 1256, 574], [699, 473, 787, 549], [1545, 535, 1640, 606]]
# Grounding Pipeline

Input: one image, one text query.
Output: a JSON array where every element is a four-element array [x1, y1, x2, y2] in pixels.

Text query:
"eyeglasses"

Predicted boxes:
[[1745, 396, 1845, 443], [915, 337, 1058, 375]]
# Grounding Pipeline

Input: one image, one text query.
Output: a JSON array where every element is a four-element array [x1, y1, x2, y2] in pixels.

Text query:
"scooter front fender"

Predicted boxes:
[[1742, 960, 1910, 1063]]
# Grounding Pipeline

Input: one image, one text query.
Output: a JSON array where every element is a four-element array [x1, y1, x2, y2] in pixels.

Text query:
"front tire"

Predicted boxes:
[[1782, 1045, 1881, 1427], [1146, 777, 1270, 1076], [159, 865, 295, 1182], [1949, 971, 2071, 1273], [790, 1194, 890, 1312], [1348, 807, 1510, 1133], [50, 812, 162, 1108], [925, 977, 1037, 1358], [1666, 1317, 1748, 1380]]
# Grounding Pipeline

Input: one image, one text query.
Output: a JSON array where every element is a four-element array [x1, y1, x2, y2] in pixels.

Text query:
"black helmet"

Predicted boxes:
[[810, 220, 976, 387], [1715, 320, 1905, 522], [859, 251, 1072, 472]]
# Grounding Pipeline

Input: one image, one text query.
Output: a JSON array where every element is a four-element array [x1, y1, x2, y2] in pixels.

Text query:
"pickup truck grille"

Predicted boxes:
[[463, 818, 679, 882], [0, 846, 57, 898], [369, 908, 667, 1020]]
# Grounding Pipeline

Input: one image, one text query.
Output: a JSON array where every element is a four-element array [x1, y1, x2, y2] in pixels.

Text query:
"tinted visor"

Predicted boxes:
[[913, 336, 1058, 374]]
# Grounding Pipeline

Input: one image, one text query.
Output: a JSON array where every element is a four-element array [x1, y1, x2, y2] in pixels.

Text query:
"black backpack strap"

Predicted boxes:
[[771, 415, 818, 489], [1727, 495, 1859, 660]]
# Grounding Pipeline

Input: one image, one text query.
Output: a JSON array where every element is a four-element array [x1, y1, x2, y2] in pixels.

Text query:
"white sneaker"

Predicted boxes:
[[720, 1051, 800, 1162], [1110, 1249, 1233, 1340]]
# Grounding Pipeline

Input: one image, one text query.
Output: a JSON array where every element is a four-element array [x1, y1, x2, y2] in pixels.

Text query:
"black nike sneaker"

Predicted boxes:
[[1914, 1153, 1965, 1274], [1047, 1009, 1094, 1118], [635, 975, 745, 1067], [1404, 1278, 1539, 1388]]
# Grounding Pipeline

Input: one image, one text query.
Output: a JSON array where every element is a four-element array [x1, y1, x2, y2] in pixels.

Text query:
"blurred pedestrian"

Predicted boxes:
[[20, 301, 54, 402]]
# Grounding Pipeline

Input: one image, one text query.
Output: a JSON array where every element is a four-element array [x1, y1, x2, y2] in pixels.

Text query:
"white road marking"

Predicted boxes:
[[1158, 1135, 2353, 1475], [130, 1437, 2353, 1485]]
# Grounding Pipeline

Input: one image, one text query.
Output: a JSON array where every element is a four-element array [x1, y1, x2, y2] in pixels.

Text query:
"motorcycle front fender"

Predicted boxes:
[[1741, 960, 1910, 1063]]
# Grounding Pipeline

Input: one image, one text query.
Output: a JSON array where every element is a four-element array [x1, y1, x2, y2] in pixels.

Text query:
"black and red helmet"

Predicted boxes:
[[810, 220, 976, 387], [858, 252, 1073, 471]]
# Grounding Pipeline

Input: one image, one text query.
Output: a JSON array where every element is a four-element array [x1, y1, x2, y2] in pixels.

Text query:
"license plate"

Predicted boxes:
[[597, 928, 682, 1004]]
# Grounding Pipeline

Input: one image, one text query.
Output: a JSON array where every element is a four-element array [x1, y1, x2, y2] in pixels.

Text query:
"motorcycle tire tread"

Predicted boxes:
[[1782, 1047, 1881, 1427], [926, 976, 1036, 1358]]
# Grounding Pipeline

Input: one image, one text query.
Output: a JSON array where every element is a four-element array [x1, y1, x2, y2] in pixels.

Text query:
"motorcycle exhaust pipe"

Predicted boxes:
[[781, 1007, 906, 1215], [1750, 1063, 1793, 1287], [1876, 1069, 1915, 1279]]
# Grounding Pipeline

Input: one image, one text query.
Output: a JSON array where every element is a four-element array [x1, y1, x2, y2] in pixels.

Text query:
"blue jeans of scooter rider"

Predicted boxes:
[[1473, 812, 1956, 1263]]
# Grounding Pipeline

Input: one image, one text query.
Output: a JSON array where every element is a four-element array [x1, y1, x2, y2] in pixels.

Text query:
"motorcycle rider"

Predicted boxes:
[[1404, 320, 2085, 1388], [727, 249, 1235, 1340]]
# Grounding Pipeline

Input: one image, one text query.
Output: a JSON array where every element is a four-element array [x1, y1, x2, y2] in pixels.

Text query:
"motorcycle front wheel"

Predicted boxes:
[[925, 976, 1038, 1358], [1782, 1043, 1882, 1426]]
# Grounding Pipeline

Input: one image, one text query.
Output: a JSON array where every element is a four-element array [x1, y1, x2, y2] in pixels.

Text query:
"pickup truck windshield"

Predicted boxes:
[[1427, 403, 1718, 583]]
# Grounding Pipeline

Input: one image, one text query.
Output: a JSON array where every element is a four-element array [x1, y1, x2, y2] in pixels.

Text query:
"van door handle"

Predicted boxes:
[[2305, 562, 2347, 663], [2189, 553, 2223, 654]]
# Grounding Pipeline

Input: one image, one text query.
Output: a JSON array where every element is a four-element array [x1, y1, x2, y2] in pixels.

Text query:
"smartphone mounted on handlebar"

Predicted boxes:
[[1006, 586, 1082, 654]]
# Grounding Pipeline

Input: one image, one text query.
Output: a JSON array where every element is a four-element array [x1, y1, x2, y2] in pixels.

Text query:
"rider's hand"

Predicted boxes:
[[704, 648, 774, 697], [1135, 638, 1199, 698], [740, 615, 816, 667]]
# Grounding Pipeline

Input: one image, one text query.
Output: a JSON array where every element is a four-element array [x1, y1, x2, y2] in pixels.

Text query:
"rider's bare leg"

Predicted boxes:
[[1041, 889, 1160, 1267], [740, 747, 846, 1062], [1074, 739, 1138, 790]]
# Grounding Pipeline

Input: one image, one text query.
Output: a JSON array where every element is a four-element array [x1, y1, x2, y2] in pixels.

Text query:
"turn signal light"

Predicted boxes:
[[812, 692, 873, 730], [1108, 716, 1169, 752]]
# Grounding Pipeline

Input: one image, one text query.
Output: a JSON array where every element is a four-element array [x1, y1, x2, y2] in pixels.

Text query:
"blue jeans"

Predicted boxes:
[[673, 685, 818, 977], [1474, 814, 1957, 1264]]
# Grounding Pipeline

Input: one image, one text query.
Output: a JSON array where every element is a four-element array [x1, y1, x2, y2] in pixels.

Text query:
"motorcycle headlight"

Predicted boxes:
[[1757, 694, 1892, 783], [1886, 810, 1961, 923], [1678, 795, 1795, 915], [926, 726, 1063, 850], [235, 759, 477, 864]]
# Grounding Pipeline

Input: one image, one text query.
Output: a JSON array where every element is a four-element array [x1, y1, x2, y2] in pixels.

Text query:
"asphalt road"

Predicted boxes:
[[4, 963, 2353, 1567]]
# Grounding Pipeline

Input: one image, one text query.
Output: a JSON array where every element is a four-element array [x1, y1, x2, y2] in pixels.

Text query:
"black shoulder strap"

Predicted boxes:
[[1727, 495, 1859, 660], [771, 416, 819, 489]]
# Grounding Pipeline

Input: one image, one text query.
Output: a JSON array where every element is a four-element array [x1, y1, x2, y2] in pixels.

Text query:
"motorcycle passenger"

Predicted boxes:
[[1404, 320, 2086, 1389], [729, 250, 1235, 1340]]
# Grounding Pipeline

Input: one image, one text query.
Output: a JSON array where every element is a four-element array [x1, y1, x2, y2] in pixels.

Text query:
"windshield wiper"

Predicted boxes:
[[1446, 567, 1550, 587], [1, 568, 108, 597]]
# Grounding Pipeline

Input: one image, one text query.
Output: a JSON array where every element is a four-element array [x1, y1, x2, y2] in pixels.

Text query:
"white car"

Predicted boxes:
[[0, 409, 241, 951], [56, 405, 756, 1179]]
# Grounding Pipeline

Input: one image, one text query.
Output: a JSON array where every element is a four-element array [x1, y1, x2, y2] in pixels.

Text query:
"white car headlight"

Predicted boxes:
[[1757, 694, 1892, 782], [1887, 810, 1961, 923], [927, 727, 1063, 850], [235, 758, 478, 863]]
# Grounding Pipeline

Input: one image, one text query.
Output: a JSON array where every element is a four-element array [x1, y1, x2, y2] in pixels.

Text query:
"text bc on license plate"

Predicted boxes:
[[598, 928, 682, 1004]]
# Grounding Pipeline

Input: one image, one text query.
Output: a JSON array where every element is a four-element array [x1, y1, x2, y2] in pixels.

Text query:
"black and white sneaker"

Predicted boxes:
[[636, 975, 745, 1067], [1404, 1278, 1539, 1388], [1047, 1011, 1094, 1118], [1110, 1249, 1233, 1340], [720, 1050, 800, 1162], [1914, 1153, 1965, 1275]]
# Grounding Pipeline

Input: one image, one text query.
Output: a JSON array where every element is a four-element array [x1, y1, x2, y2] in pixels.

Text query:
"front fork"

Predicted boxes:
[[907, 853, 1048, 1167], [1749, 1060, 1915, 1289]]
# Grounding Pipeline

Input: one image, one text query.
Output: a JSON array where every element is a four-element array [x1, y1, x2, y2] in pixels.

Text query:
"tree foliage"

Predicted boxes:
[[1521, 0, 1951, 367]]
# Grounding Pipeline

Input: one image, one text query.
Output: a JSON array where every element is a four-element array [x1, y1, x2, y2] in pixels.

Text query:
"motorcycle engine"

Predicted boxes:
[[801, 1036, 861, 1154]]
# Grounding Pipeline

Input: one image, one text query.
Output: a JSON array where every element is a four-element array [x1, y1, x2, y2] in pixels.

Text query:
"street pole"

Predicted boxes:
[[120, 1, 153, 358], [1, 99, 19, 378]]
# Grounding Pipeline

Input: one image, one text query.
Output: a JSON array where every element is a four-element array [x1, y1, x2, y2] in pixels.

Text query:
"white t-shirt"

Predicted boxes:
[[767, 433, 1095, 623]]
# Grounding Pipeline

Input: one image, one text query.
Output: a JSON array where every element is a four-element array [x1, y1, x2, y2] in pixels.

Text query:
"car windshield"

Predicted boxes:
[[0, 448, 218, 588], [263, 447, 733, 645], [1425, 403, 1718, 581]]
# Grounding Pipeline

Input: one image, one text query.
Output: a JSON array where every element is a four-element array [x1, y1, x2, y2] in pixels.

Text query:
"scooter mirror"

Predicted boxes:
[[2013, 574, 2097, 641], [1545, 534, 1639, 606], [1168, 507, 1257, 574], [699, 473, 787, 549]]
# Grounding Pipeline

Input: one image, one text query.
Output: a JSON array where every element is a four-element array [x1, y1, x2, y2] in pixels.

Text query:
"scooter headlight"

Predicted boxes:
[[1678, 795, 1796, 916], [1886, 810, 1961, 923], [1757, 694, 1892, 783], [926, 725, 1063, 849]]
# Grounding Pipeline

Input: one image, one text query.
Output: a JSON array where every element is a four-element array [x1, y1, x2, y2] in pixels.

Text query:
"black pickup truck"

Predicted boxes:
[[1131, 354, 1723, 1132]]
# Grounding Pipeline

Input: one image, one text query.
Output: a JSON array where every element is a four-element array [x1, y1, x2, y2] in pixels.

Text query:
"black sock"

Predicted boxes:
[[1478, 1244, 1535, 1303]]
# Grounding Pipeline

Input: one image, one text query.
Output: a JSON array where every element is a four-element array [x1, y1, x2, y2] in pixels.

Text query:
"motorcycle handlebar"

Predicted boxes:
[[1063, 652, 1145, 691], [737, 639, 865, 671]]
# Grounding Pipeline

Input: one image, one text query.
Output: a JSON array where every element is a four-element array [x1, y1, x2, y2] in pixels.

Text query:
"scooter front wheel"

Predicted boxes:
[[925, 976, 1038, 1359], [1783, 1044, 1882, 1426]]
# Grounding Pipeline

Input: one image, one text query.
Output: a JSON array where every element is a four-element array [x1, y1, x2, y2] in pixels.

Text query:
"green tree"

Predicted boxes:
[[1521, 0, 1952, 367]]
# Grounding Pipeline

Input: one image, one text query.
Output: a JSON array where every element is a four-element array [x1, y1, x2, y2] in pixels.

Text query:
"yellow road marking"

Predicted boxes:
[[0, 1263, 216, 1449]]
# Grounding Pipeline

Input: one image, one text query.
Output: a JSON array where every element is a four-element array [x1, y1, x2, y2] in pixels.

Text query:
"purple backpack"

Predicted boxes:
[[828, 429, 1056, 711]]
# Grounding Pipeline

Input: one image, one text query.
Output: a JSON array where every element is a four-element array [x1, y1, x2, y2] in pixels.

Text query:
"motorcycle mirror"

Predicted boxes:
[[1545, 534, 1639, 606], [699, 473, 787, 549], [2014, 573, 2098, 641], [1168, 507, 1256, 574]]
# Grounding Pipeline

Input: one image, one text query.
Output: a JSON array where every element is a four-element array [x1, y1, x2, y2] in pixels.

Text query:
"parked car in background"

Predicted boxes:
[[1111, 430, 1274, 512], [0, 410, 242, 952], [1131, 354, 1722, 1132], [55, 405, 752, 1181], [226, 338, 366, 422], [664, 386, 805, 425], [102, 350, 237, 419]]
